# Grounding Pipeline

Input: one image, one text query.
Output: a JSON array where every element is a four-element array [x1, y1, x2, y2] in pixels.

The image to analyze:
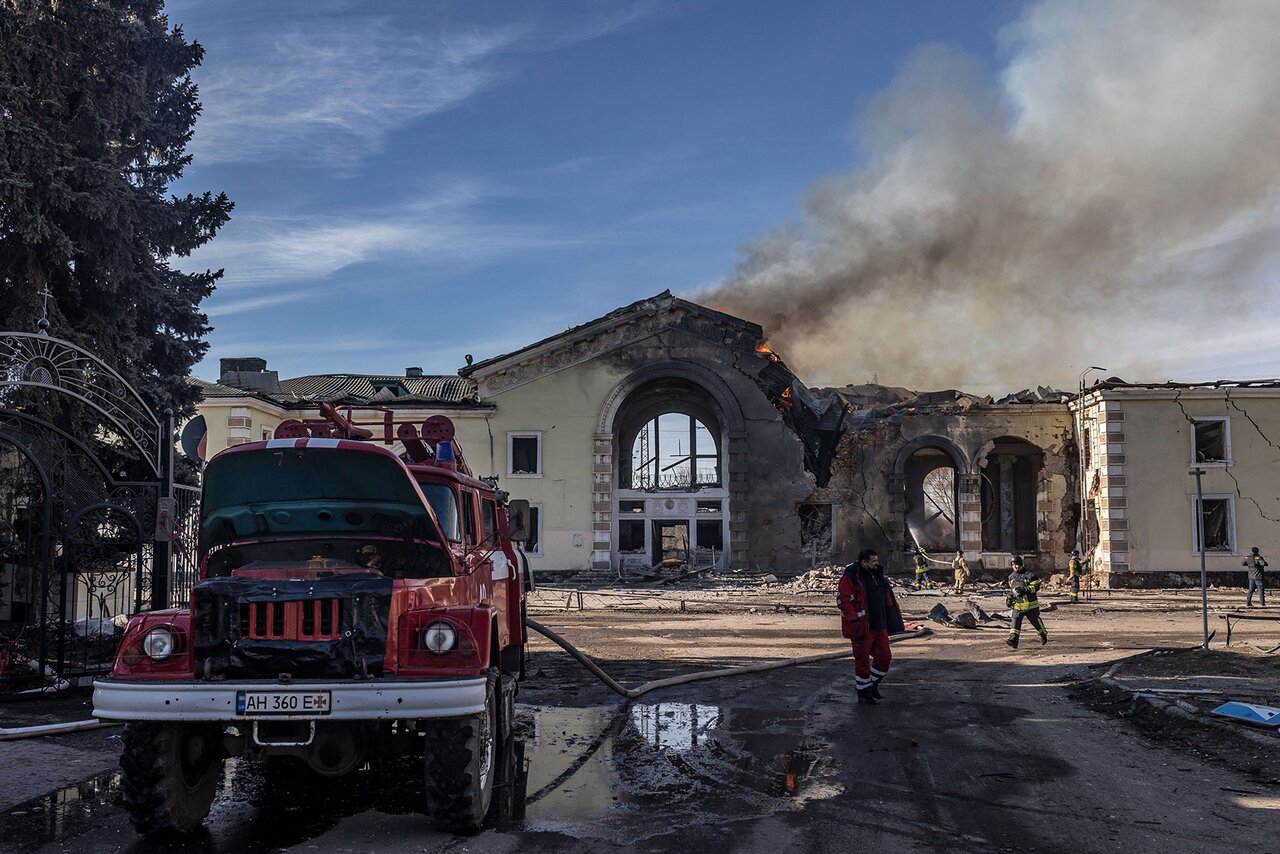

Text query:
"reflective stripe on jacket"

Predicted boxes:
[[1006, 568, 1042, 611]]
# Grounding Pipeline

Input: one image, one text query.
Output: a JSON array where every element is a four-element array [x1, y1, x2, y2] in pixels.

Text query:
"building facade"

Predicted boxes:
[[193, 295, 1278, 584], [1071, 382, 1280, 586]]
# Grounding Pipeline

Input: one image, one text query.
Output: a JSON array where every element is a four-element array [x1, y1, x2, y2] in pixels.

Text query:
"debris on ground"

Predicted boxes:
[[1072, 647, 1280, 785], [787, 566, 841, 593], [1210, 702, 1280, 728]]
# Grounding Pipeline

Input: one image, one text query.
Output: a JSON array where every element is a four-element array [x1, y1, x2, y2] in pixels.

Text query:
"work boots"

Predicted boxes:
[[1039, 633, 1049, 645], [856, 686, 878, 705], [871, 679, 884, 700], [1005, 635, 1019, 649]]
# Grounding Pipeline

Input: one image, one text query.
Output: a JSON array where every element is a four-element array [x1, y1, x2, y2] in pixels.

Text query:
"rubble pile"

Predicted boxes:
[[787, 565, 842, 593]]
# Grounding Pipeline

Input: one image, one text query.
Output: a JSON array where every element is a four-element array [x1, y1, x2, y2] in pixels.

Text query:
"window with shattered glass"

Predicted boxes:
[[1193, 419, 1227, 463], [1196, 498, 1231, 552]]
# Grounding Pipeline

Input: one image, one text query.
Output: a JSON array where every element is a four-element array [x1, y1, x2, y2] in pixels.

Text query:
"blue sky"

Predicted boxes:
[[172, 0, 1022, 382]]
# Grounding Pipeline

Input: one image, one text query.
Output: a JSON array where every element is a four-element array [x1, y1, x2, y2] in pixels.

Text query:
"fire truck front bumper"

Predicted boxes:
[[92, 677, 487, 722]]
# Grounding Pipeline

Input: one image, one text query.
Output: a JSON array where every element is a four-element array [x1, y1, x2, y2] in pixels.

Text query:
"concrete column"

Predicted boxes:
[[887, 474, 907, 567], [727, 432, 749, 570], [591, 433, 613, 572], [958, 473, 983, 557], [998, 455, 1016, 551]]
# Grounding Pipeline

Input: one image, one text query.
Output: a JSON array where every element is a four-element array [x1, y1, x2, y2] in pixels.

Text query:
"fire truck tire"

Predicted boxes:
[[422, 668, 498, 834], [120, 722, 222, 835]]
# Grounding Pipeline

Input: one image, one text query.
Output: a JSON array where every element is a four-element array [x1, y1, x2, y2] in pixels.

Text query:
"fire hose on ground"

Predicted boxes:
[[0, 623, 930, 742], [526, 618, 932, 699]]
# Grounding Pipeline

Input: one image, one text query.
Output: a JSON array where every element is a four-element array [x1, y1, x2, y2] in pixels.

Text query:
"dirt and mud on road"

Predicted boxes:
[[0, 588, 1276, 853]]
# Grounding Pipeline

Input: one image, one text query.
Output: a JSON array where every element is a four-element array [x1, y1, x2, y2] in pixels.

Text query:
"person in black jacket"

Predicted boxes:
[[1243, 547, 1268, 607]]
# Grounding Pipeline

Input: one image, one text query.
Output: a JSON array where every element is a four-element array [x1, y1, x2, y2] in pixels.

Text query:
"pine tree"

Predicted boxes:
[[0, 0, 232, 424]]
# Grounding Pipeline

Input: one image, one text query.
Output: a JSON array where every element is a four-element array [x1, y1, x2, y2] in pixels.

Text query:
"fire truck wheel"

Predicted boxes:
[[120, 722, 222, 835], [422, 668, 498, 834]]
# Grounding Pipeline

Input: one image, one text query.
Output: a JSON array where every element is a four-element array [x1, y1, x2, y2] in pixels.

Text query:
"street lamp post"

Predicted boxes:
[[1190, 466, 1209, 649]]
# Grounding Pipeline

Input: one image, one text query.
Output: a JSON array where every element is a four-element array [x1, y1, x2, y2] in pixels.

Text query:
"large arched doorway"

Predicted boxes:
[[612, 377, 728, 573], [978, 437, 1044, 553], [904, 447, 961, 553]]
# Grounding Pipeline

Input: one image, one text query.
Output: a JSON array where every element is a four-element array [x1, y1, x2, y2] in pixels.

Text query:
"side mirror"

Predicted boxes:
[[507, 499, 531, 543]]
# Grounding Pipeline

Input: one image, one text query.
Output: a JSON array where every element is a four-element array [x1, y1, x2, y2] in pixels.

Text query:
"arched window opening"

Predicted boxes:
[[905, 447, 960, 553], [980, 437, 1044, 552], [626, 413, 720, 491]]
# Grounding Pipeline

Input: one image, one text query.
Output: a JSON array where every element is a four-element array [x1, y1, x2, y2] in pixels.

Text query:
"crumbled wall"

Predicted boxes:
[[812, 405, 1078, 578]]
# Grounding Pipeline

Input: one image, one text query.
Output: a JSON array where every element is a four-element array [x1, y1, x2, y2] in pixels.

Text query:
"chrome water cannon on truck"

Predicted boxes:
[[93, 405, 533, 835]]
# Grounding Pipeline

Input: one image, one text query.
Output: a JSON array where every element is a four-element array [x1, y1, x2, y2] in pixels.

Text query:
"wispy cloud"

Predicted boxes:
[[185, 182, 584, 290], [188, 2, 656, 166], [192, 23, 518, 165], [205, 292, 309, 318]]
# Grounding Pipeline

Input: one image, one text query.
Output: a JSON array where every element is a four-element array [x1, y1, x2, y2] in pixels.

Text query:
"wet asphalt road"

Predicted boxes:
[[1, 606, 1277, 853]]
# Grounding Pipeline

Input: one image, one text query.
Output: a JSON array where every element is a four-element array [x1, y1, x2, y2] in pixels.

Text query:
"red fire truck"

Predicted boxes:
[[93, 407, 532, 835]]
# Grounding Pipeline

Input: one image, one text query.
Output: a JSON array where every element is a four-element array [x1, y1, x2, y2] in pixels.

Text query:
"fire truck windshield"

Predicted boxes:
[[418, 482, 460, 542], [200, 446, 449, 550]]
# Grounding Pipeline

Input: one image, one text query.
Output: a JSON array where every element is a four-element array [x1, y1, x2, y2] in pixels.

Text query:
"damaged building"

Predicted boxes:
[[810, 386, 1077, 576], [193, 292, 1278, 583]]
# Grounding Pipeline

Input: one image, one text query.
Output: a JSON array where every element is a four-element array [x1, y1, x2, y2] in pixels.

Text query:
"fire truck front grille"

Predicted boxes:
[[238, 600, 342, 641]]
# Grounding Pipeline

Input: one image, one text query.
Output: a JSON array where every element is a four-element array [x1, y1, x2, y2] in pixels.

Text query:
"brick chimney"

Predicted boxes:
[[219, 357, 280, 394]]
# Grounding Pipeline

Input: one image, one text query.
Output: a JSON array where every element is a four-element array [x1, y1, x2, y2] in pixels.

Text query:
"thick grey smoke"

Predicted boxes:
[[706, 0, 1280, 392]]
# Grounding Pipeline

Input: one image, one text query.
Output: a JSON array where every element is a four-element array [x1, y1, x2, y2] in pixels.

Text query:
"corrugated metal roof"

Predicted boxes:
[[190, 377, 254, 398], [192, 373, 480, 406], [278, 374, 479, 404]]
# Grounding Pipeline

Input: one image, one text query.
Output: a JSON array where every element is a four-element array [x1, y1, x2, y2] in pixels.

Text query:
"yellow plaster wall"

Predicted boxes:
[[465, 360, 632, 572], [1095, 391, 1280, 574]]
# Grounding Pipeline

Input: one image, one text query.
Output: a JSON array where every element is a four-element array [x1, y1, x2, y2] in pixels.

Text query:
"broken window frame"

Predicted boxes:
[[1190, 417, 1230, 466], [797, 502, 835, 561], [627, 413, 721, 491], [1191, 494, 1235, 554], [618, 519, 646, 552], [695, 519, 725, 551], [507, 431, 543, 478]]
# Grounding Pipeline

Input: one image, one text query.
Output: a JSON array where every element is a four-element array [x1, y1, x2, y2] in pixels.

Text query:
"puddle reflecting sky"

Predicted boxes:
[[0, 702, 836, 850]]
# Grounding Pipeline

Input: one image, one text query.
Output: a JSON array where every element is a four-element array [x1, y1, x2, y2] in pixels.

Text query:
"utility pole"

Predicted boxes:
[[1190, 466, 1209, 649]]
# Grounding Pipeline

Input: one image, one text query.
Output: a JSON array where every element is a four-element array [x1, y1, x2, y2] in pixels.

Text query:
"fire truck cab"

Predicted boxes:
[[93, 409, 531, 836]]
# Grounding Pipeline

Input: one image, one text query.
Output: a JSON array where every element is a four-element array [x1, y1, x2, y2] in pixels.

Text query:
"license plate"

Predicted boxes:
[[235, 690, 331, 716]]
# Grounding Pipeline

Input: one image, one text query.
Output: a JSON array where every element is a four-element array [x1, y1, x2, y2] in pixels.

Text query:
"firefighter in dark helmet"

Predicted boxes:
[[1068, 549, 1083, 604], [1005, 555, 1048, 648], [912, 550, 934, 589]]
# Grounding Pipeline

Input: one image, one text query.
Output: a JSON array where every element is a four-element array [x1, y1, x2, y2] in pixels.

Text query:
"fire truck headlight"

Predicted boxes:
[[142, 627, 175, 661], [422, 622, 457, 655]]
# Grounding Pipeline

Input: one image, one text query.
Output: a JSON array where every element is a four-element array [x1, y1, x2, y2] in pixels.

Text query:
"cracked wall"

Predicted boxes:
[[1077, 386, 1280, 585], [813, 405, 1077, 576]]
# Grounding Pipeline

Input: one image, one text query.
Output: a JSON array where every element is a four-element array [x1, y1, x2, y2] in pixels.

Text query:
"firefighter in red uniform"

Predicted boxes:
[[838, 548, 906, 705]]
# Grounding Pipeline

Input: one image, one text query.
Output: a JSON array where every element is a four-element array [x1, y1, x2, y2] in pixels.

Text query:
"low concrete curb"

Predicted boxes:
[[1099, 655, 1279, 750]]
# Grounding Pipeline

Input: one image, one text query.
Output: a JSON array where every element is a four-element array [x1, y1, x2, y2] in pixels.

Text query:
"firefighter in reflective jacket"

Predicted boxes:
[[1005, 555, 1048, 648], [952, 551, 969, 594], [913, 551, 934, 589], [1068, 550, 1084, 604], [838, 548, 906, 704]]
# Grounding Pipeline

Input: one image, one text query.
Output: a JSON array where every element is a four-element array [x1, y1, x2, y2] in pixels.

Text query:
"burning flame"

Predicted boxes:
[[770, 385, 795, 417], [755, 340, 781, 363]]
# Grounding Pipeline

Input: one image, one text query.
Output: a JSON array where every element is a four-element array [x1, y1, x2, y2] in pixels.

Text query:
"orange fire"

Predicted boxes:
[[755, 341, 782, 363]]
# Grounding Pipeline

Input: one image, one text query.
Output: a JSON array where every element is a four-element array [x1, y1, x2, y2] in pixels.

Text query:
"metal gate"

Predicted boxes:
[[0, 330, 190, 691]]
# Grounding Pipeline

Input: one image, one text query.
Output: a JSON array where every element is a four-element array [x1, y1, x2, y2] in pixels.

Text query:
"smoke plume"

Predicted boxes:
[[706, 0, 1280, 392]]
